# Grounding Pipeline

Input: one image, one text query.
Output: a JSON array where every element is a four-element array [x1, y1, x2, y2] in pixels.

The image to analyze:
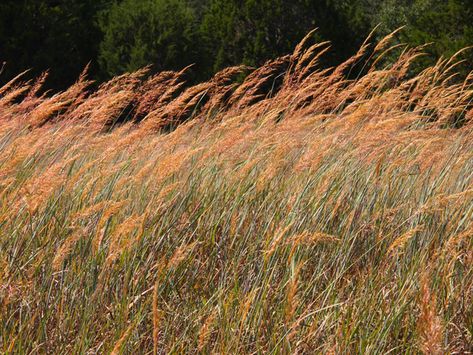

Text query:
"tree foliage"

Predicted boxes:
[[0, 0, 472, 89], [0, 0, 109, 89], [98, 0, 198, 77], [199, 0, 365, 74]]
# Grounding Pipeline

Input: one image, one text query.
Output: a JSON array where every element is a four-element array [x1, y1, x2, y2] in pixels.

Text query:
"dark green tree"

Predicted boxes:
[[0, 0, 109, 89], [98, 0, 199, 78], [364, 0, 473, 72], [199, 0, 368, 75], [1, 0, 472, 90]]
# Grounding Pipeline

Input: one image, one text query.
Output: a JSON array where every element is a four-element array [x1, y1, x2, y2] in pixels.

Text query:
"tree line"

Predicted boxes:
[[1, 0, 472, 90]]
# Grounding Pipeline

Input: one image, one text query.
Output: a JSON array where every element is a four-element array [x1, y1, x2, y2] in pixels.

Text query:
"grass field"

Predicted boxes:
[[0, 31, 472, 353]]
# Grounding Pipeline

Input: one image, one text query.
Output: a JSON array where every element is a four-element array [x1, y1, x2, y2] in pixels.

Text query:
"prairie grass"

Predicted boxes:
[[0, 31, 472, 353]]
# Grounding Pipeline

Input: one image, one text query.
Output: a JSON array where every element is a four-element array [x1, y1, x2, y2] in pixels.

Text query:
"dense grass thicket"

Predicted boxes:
[[0, 31, 472, 353]]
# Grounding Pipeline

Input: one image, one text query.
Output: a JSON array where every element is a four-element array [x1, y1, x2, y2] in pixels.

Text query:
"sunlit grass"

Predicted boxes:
[[0, 30, 472, 353]]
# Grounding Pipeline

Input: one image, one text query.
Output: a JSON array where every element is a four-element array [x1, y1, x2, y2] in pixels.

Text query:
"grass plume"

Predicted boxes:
[[0, 30, 472, 353]]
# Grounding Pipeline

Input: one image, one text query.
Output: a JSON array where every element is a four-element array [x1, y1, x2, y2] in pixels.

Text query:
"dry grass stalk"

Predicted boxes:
[[0, 28, 472, 353], [198, 309, 217, 351], [153, 278, 161, 355], [387, 227, 424, 255], [418, 274, 445, 355], [110, 323, 135, 355]]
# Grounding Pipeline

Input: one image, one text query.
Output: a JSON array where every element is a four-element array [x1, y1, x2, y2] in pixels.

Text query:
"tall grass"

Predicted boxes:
[[0, 30, 472, 353]]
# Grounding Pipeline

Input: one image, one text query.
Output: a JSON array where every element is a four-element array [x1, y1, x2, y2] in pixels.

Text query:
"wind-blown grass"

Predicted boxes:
[[0, 30, 472, 353]]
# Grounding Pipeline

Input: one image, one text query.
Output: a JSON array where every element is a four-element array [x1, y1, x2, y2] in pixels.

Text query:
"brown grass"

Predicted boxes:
[[0, 29, 472, 353]]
